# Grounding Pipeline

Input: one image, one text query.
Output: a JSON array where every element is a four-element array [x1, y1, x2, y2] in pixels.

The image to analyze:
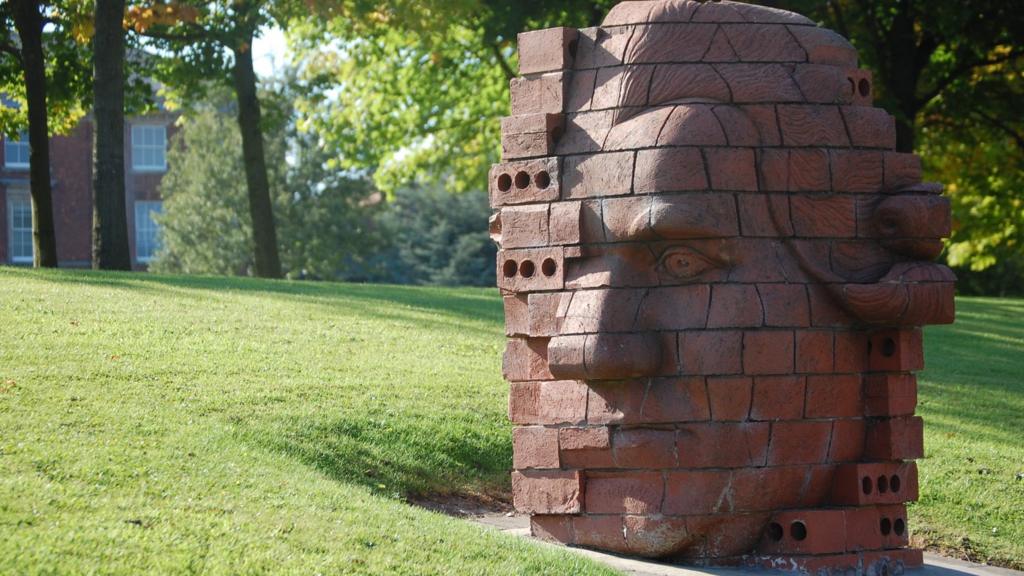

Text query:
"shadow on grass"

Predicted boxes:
[[3, 268, 504, 328], [238, 414, 513, 499]]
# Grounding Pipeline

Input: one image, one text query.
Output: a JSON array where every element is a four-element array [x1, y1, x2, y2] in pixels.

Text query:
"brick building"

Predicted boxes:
[[0, 113, 175, 268]]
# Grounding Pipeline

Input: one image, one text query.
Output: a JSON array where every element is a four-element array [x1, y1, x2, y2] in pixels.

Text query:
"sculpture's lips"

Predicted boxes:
[[548, 333, 663, 380], [837, 262, 956, 326]]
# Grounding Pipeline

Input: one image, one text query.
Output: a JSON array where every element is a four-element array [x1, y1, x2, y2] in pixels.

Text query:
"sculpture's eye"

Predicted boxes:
[[658, 246, 719, 280]]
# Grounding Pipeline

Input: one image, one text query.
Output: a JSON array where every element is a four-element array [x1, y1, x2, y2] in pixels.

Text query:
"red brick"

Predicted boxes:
[[603, 100, 667, 149], [743, 331, 794, 375], [831, 462, 920, 506], [509, 380, 587, 425], [601, 196, 654, 242], [510, 72, 566, 116], [513, 426, 560, 469], [648, 193, 741, 240], [714, 106, 761, 146], [795, 330, 834, 373], [512, 470, 582, 514], [571, 515, 625, 551], [759, 509, 847, 555], [805, 374, 863, 418], [844, 507, 884, 552], [634, 148, 707, 193], [501, 113, 564, 159], [788, 26, 858, 68], [883, 152, 922, 191], [878, 504, 910, 549], [503, 295, 529, 337], [834, 330, 869, 372], [847, 68, 875, 106], [489, 157, 560, 207], [738, 194, 793, 237], [648, 64, 730, 106], [502, 337, 553, 382], [750, 376, 805, 421], [788, 149, 832, 192], [639, 378, 713, 423], [500, 205, 549, 249], [658, 104, 727, 146], [531, 515, 572, 543], [664, 469, 732, 515], [707, 376, 753, 421], [809, 284, 857, 328], [708, 284, 763, 328], [743, 105, 782, 145], [705, 148, 758, 191], [778, 105, 850, 147], [829, 419, 867, 462], [585, 471, 664, 514], [613, 428, 677, 468], [622, 515, 694, 558], [567, 69, 596, 112], [867, 329, 924, 372], [865, 417, 924, 461], [759, 284, 810, 328], [792, 64, 848, 104], [799, 465, 836, 506], [559, 426, 614, 468], [864, 374, 918, 417], [831, 150, 884, 193], [687, 513, 771, 558], [705, 27, 739, 62], [677, 422, 769, 468], [757, 149, 789, 192], [717, 63, 804, 103], [768, 421, 832, 465], [564, 151, 634, 198], [497, 247, 565, 293], [518, 27, 577, 75], [791, 195, 856, 237], [526, 292, 561, 338], [841, 106, 896, 149], [624, 24, 716, 64], [731, 466, 809, 512], [548, 201, 581, 245], [680, 330, 743, 375], [559, 110, 612, 154], [721, 24, 806, 62]]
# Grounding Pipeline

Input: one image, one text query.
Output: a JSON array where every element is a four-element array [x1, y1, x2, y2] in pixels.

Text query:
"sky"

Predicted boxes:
[[252, 27, 289, 78]]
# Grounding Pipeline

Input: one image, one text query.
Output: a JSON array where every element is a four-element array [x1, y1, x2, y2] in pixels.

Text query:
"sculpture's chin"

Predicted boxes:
[[837, 262, 956, 326]]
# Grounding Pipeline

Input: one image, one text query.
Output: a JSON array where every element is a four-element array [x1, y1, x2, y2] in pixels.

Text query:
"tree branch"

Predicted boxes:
[[0, 38, 22, 64], [917, 50, 1024, 107], [971, 109, 1024, 150], [491, 42, 515, 82]]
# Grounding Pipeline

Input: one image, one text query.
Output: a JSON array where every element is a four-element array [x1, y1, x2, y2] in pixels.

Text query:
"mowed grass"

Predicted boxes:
[[0, 269, 1021, 573], [912, 297, 1024, 569], [0, 268, 615, 575]]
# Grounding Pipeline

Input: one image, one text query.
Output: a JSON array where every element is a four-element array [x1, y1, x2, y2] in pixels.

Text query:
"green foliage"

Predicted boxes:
[[290, 0, 616, 195], [361, 185, 496, 287], [152, 101, 381, 279]]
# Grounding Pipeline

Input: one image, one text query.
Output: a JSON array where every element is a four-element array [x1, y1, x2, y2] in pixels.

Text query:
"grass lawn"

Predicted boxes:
[[0, 268, 1021, 573]]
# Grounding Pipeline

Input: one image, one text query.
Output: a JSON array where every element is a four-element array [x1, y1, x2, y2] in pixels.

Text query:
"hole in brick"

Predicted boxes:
[[503, 259, 518, 278], [859, 78, 871, 97], [895, 518, 906, 536], [515, 171, 531, 190], [862, 476, 873, 495], [880, 517, 892, 536], [790, 521, 808, 541], [881, 337, 896, 357], [847, 77, 856, 96], [877, 475, 889, 494], [534, 171, 551, 190], [520, 260, 536, 278], [768, 523, 784, 542], [891, 475, 901, 493], [497, 173, 513, 192], [541, 258, 557, 277]]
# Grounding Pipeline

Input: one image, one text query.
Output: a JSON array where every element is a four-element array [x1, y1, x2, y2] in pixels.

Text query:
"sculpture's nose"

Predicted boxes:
[[874, 193, 951, 260], [546, 288, 663, 380]]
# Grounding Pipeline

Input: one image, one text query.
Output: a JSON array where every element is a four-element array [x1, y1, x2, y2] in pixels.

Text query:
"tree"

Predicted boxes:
[[134, 0, 288, 278], [290, 0, 616, 196], [1, 1, 91, 267], [151, 99, 381, 279], [91, 0, 132, 270]]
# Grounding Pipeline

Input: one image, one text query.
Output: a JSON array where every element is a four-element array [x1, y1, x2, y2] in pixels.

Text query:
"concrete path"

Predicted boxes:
[[473, 514, 1022, 576]]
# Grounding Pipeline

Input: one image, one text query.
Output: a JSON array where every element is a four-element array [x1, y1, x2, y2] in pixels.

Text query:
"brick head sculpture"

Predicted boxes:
[[491, 1, 955, 573]]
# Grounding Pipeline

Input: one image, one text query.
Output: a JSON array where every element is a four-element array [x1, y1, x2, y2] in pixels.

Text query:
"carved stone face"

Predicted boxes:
[[493, 0, 953, 570]]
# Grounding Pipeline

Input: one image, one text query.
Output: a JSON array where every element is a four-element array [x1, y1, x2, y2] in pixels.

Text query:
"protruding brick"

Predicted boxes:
[[721, 24, 807, 62], [512, 470, 582, 514], [500, 204, 549, 249], [511, 72, 567, 115], [490, 157, 561, 207], [831, 462, 920, 506], [509, 380, 587, 425], [884, 152, 923, 191], [864, 373, 918, 417], [865, 416, 924, 461], [503, 337, 554, 382], [504, 295, 529, 337], [502, 113, 565, 159], [788, 25, 858, 67], [518, 27, 578, 75], [759, 509, 847, 555], [868, 329, 924, 372], [548, 201, 582, 245], [497, 248, 565, 293], [513, 426, 561, 469]]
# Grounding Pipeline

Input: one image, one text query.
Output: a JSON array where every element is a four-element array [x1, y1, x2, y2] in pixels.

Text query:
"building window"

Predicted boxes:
[[4, 131, 30, 170], [134, 201, 162, 263], [131, 125, 167, 172], [8, 192, 33, 264]]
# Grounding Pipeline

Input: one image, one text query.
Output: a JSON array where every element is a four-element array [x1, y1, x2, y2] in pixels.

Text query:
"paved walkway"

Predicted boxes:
[[473, 514, 1022, 576]]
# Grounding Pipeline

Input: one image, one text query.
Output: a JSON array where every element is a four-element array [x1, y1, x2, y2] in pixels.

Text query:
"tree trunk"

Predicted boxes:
[[92, 0, 132, 270], [231, 39, 282, 279], [12, 0, 58, 268]]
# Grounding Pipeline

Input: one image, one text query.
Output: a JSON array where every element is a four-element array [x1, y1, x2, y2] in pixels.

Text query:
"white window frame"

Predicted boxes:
[[134, 200, 162, 263], [7, 190, 33, 264], [131, 124, 168, 173], [4, 131, 30, 170]]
